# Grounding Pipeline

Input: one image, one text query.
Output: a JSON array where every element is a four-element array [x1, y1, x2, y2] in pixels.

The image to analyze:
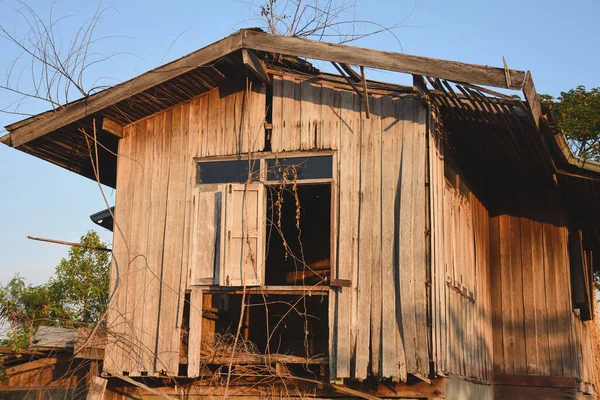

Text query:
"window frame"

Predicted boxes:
[[189, 150, 337, 293]]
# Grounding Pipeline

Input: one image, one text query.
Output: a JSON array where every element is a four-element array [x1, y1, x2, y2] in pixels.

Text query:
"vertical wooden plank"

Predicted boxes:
[[246, 83, 267, 153], [557, 224, 577, 377], [368, 96, 382, 377], [520, 218, 538, 374], [128, 116, 156, 374], [543, 221, 562, 376], [105, 123, 136, 374], [398, 99, 418, 374], [510, 216, 527, 375], [320, 86, 339, 150], [147, 111, 172, 375], [205, 87, 221, 156], [380, 95, 398, 380], [412, 100, 429, 375], [187, 290, 203, 378], [354, 94, 372, 380], [161, 104, 192, 374], [271, 75, 284, 152], [87, 376, 108, 400], [499, 215, 514, 375], [334, 90, 354, 379], [349, 92, 362, 379], [532, 220, 551, 375], [279, 77, 301, 151]]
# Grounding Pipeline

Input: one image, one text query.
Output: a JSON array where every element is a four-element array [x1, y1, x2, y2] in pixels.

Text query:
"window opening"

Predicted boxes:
[[265, 184, 331, 286], [266, 155, 333, 181], [197, 159, 260, 184]]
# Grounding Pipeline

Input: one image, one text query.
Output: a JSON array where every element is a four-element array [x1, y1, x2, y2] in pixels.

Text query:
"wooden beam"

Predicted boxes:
[[5, 357, 64, 376], [522, 71, 542, 129], [113, 374, 178, 400], [242, 48, 270, 85], [101, 118, 124, 138], [360, 66, 370, 119], [7, 31, 244, 147], [331, 62, 363, 96], [339, 63, 361, 81], [241, 29, 526, 90], [27, 235, 112, 251]]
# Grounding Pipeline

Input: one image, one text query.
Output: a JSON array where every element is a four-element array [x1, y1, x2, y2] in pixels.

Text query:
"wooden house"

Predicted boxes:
[[2, 29, 600, 399]]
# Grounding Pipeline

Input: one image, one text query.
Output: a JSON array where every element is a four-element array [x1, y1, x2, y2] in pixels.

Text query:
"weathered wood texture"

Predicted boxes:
[[428, 127, 493, 381], [272, 75, 429, 382], [105, 82, 266, 376], [489, 198, 598, 389]]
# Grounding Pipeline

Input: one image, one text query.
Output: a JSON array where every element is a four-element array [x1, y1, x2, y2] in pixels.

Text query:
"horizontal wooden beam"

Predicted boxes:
[[101, 117, 124, 138], [242, 48, 270, 85], [7, 31, 244, 147], [241, 29, 526, 90]]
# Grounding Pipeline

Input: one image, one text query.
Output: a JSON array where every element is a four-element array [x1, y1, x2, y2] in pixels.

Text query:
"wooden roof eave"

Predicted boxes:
[[4, 30, 245, 148], [4, 29, 531, 150]]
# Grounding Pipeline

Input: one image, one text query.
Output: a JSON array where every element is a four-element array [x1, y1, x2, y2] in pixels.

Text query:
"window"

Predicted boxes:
[[189, 153, 333, 288], [568, 230, 594, 321]]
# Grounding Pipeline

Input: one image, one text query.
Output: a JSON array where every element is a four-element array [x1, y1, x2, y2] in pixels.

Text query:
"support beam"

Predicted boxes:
[[339, 63, 361, 81], [102, 118, 124, 139], [242, 48, 271, 85], [360, 66, 370, 119], [241, 29, 526, 90], [7, 31, 244, 147], [331, 62, 363, 97], [522, 71, 542, 129]]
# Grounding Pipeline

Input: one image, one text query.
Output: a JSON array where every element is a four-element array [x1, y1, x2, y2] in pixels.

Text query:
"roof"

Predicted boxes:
[[30, 326, 77, 351], [2, 28, 600, 259]]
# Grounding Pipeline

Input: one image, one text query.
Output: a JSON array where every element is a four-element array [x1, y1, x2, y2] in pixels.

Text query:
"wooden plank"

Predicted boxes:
[[189, 189, 222, 285], [143, 111, 170, 375], [520, 218, 538, 374], [241, 30, 526, 90], [543, 222, 563, 376], [127, 116, 155, 374], [369, 96, 382, 377], [159, 104, 190, 375], [509, 216, 527, 375], [494, 373, 577, 388], [104, 124, 136, 374], [245, 83, 267, 153], [86, 376, 108, 400], [9, 32, 243, 147], [531, 220, 551, 375], [354, 92, 372, 380], [499, 215, 514, 375], [334, 90, 354, 379], [242, 49, 270, 85], [5, 357, 64, 375], [412, 100, 429, 376], [271, 75, 284, 152], [399, 99, 418, 375], [279, 77, 301, 151], [187, 290, 203, 378], [102, 117, 124, 138], [380, 95, 398, 380], [523, 71, 542, 129], [205, 87, 221, 157]]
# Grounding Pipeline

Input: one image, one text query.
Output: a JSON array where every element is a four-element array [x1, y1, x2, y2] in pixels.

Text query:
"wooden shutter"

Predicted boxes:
[[221, 183, 265, 286], [188, 186, 224, 286], [569, 230, 594, 321]]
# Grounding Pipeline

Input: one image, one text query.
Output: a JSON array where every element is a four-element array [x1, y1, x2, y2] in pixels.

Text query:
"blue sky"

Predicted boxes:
[[0, 0, 598, 285]]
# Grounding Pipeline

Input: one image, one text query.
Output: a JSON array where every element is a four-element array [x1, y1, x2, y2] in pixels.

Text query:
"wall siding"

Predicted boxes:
[[490, 197, 598, 389], [429, 127, 494, 382], [105, 82, 266, 376], [107, 74, 429, 381]]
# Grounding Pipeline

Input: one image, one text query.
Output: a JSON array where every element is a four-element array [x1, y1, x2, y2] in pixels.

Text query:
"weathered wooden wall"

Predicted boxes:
[[271, 75, 429, 381], [105, 80, 266, 376], [489, 193, 598, 390], [429, 129, 494, 382]]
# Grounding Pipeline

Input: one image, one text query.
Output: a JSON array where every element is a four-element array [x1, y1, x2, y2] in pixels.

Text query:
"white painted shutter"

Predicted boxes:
[[188, 186, 224, 286], [221, 183, 265, 286]]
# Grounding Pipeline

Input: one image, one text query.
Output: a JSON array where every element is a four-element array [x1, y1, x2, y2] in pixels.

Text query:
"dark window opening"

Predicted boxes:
[[205, 293, 328, 362], [266, 156, 333, 181], [265, 184, 331, 286], [197, 159, 260, 184]]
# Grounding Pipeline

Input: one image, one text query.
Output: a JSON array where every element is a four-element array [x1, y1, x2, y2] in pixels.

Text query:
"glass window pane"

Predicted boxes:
[[198, 160, 259, 184], [266, 156, 332, 181]]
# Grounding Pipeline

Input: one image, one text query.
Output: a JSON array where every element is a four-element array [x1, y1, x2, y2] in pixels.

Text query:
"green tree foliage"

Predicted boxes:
[[0, 231, 110, 349], [541, 86, 600, 160]]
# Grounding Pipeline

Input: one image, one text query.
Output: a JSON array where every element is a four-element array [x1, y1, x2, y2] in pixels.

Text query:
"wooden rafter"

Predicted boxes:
[[242, 48, 271, 85], [101, 117, 124, 139]]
